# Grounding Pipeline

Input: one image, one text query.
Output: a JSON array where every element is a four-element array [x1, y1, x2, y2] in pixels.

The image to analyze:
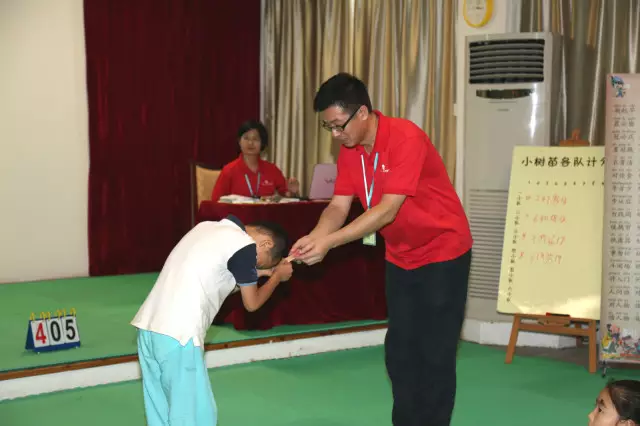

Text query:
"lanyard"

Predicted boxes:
[[361, 153, 379, 209], [244, 173, 260, 198]]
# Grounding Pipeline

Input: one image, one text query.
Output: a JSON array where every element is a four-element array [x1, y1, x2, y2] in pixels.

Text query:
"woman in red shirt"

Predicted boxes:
[[211, 120, 300, 201]]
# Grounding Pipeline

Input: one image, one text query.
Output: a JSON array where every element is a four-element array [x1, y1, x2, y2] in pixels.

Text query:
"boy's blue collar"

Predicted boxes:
[[225, 214, 246, 231]]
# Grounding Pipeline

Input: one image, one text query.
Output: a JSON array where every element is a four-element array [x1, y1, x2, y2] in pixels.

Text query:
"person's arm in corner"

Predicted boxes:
[[211, 168, 230, 202], [227, 244, 293, 312]]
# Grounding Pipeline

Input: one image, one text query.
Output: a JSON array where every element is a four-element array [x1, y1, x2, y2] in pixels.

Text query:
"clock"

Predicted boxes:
[[463, 0, 494, 28]]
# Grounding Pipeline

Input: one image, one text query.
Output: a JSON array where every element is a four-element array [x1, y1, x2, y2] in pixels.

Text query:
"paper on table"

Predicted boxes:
[[218, 195, 259, 204]]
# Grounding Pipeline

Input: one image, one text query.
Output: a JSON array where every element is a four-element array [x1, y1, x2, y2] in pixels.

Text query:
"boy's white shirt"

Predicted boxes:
[[131, 218, 256, 347]]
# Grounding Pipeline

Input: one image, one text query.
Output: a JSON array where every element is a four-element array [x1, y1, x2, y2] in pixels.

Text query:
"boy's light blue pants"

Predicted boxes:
[[137, 329, 217, 425]]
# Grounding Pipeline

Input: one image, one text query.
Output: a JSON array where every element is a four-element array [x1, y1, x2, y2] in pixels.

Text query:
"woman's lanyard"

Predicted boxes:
[[244, 173, 261, 198], [361, 153, 379, 209]]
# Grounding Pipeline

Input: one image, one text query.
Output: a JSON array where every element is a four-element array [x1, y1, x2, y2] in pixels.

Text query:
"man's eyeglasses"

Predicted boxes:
[[320, 106, 361, 133]]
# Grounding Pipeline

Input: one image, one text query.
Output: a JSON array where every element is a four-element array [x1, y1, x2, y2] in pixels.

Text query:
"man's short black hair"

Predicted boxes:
[[313, 72, 373, 114], [237, 120, 269, 152], [248, 221, 289, 260]]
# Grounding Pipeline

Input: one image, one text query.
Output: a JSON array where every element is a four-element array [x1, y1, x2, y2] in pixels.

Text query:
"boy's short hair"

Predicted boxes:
[[248, 221, 289, 260]]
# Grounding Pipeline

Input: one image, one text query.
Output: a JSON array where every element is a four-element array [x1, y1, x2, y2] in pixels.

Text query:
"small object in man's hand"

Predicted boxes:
[[285, 255, 303, 265]]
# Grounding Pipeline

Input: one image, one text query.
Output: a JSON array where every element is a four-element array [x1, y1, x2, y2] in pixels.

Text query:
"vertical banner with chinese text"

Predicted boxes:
[[498, 146, 605, 319], [600, 74, 640, 365]]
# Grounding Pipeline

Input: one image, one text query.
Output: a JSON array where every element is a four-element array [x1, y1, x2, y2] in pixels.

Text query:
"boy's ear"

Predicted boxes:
[[258, 239, 274, 249]]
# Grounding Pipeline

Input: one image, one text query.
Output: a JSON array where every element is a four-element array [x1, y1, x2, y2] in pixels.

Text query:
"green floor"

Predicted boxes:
[[2, 342, 637, 425], [0, 274, 385, 372]]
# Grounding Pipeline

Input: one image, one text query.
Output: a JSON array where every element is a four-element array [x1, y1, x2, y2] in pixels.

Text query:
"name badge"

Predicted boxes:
[[363, 232, 376, 246]]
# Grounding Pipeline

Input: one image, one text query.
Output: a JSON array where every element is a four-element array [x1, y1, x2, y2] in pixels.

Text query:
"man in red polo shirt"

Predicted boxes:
[[290, 73, 472, 426]]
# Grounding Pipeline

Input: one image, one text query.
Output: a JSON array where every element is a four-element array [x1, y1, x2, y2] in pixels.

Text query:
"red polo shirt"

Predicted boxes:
[[211, 155, 287, 201], [334, 111, 472, 269]]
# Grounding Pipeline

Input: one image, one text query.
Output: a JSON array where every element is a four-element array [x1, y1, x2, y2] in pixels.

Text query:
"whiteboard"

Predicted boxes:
[[497, 146, 606, 320]]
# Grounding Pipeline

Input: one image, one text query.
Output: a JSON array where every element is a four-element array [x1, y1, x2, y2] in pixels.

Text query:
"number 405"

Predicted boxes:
[[28, 316, 80, 352]]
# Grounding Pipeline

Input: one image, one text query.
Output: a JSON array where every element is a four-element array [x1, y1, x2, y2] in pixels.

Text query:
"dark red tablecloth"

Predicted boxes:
[[196, 201, 387, 330]]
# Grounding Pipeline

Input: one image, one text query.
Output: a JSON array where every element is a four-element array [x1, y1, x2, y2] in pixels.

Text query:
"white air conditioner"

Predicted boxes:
[[463, 32, 563, 302]]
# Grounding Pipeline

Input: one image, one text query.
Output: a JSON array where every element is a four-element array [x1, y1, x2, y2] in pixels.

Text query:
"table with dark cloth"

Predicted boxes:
[[196, 201, 387, 330]]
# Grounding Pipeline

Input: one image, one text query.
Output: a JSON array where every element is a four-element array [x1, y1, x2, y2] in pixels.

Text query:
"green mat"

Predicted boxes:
[[0, 274, 386, 372], [2, 342, 639, 425]]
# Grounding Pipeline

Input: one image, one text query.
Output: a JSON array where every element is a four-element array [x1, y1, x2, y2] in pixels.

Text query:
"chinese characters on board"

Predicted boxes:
[[604, 101, 639, 331], [507, 185, 574, 302], [521, 156, 605, 168], [508, 151, 610, 307]]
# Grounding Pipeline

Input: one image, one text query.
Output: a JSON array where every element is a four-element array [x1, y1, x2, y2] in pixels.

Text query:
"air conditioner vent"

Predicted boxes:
[[469, 39, 544, 85], [466, 189, 509, 300]]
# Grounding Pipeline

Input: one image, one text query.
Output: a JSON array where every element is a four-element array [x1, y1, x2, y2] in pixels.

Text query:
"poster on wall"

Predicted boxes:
[[600, 73, 640, 365]]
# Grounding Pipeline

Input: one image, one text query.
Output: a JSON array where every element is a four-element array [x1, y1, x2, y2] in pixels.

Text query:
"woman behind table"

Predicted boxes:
[[211, 120, 300, 201], [589, 379, 640, 426]]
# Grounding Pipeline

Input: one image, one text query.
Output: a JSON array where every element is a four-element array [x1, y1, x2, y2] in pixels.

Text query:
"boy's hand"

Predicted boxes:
[[257, 268, 274, 278], [273, 259, 293, 282]]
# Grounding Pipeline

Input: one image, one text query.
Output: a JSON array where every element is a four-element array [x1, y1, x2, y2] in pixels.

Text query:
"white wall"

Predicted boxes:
[[0, 0, 89, 283]]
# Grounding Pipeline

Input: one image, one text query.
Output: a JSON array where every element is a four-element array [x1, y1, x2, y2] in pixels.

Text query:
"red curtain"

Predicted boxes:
[[84, 0, 261, 275]]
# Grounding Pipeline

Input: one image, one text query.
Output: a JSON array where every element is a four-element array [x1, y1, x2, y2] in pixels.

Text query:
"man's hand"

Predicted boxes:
[[294, 236, 331, 266], [289, 194, 353, 265], [290, 195, 353, 257], [290, 235, 315, 258], [272, 259, 293, 282]]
